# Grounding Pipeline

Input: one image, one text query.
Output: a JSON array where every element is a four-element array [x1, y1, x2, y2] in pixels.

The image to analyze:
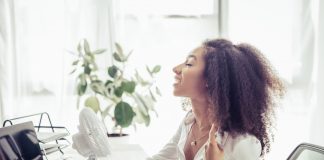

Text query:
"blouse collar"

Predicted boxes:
[[184, 110, 229, 148]]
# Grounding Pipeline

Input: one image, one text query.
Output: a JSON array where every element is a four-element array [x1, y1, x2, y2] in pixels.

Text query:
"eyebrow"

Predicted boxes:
[[187, 55, 197, 60]]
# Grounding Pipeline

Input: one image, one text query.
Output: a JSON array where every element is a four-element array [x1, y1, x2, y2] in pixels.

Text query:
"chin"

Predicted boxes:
[[173, 85, 192, 97], [173, 90, 181, 97], [173, 89, 182, 97], [173, 89, 188, 97]]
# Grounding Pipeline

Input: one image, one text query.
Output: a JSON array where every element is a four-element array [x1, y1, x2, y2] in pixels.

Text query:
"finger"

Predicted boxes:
[[208, 123, 217, 144]]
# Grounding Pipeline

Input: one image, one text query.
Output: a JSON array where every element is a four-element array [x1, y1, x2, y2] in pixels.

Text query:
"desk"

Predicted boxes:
[[46, 144, 148, 160]]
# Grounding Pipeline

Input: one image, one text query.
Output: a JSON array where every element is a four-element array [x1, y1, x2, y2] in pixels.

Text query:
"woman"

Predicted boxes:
[[147, 39, 284, 160]]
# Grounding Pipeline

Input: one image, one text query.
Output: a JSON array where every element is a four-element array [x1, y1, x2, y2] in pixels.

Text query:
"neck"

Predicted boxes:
[[190, 97, 211, 131]]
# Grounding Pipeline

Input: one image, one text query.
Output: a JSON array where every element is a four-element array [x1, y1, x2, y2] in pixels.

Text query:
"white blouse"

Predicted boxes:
[[147, 112, 262, 160]]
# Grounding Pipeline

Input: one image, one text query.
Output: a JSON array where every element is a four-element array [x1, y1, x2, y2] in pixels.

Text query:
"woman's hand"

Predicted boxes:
[[205, 124, 224, 160]]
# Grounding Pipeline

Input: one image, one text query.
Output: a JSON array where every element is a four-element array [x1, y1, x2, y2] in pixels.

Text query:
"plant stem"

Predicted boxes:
[[119, 127, 123, 136]]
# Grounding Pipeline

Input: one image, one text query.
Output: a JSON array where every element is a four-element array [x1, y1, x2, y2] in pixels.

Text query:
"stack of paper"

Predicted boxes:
[[39, 143, 68, 155], [36, 132, 69, 155], [36, 132, 68, 143]]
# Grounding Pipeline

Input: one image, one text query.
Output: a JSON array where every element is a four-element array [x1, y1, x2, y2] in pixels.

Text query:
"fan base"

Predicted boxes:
[[107, 133, 129, 137]]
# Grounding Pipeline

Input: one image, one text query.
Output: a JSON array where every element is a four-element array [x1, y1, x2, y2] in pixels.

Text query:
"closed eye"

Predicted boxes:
[[185, 55, 196, 67]]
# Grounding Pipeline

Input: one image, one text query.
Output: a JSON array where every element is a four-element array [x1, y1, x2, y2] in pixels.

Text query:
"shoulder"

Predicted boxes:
[[176, 111, 195, 135], [225, 133, 262, 160], [183, 110, 195, 125], [174, 111, 194, 134]]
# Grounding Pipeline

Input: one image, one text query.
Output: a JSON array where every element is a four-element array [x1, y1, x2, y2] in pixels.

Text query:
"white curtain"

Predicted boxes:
[[0, 0, 17, 124], [0, 0, 115, 132], [310, 0, 324, 146]]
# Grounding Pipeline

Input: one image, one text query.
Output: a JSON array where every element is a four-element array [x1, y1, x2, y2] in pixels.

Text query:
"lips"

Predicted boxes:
[[174, 76, 181, 85]]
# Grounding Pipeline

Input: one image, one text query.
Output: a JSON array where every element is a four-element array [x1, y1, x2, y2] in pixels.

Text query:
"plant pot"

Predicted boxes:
[[107, 133, 130, 146]]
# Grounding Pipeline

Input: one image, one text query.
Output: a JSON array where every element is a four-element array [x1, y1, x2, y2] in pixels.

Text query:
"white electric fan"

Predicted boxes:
[[72, 107, 112, 159]]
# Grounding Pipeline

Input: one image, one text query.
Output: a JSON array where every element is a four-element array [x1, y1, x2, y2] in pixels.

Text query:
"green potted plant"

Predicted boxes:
[[70, 39, 161, 139]]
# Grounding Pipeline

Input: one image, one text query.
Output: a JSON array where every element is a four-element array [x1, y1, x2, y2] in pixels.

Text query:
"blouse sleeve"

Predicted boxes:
[[231, 135, 262, 160]]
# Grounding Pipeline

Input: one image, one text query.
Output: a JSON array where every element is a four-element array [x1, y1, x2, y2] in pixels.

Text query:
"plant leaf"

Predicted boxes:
[[84, 65, 91, 75], [125, 50, 133, 60], [156, 86, 162, 96], [134, 70, 141, 82], [135, 70, 149, 86], [133, 107, 145, 124], [70, 68, 77, 75], [93, 49, 106, 55], [146, 65, 152, 77], [115, 42, 124, 57], [152, 65, 161, 73], [90, 80, 105, 95], [77, 74, 87, 96], [114, 101, 136, 128], [143, 114, 150, 126], [77, 82, 87, 96], [90, 62, 98, 71], [83, 39, 91, 55], [108, 65, 118, 78], [79, 74, 87, 85], [114, 86, 124, 97], [77, 42, 82, 55], [122, 81, 136, 93], [72, 60, 79, 65], [83, 55, 92, 65], [113, 52, 123, 62], [105, 80, 113, 86], [135, 93, 149, 114], [85, 96, 100, 113], [90, 75, 98, 81], [149, 90, 157, 102], [106, 84, 114, 96]]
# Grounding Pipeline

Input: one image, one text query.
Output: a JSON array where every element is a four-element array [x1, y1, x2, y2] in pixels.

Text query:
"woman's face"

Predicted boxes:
[[172, 47, 208, 98]]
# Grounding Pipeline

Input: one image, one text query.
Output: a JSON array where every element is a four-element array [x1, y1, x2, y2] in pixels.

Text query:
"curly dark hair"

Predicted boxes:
[[202, 39, 285, 157]]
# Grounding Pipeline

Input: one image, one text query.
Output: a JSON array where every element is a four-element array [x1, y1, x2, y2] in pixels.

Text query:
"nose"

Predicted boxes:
[[173, 64, 182, 74]]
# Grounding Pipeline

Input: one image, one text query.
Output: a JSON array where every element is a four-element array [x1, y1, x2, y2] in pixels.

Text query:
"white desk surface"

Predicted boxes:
[[46, 144, 148, 160]]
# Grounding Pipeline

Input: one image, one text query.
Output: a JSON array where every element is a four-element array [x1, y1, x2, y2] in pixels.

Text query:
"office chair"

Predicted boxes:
[[287, 143, 324, 160]]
